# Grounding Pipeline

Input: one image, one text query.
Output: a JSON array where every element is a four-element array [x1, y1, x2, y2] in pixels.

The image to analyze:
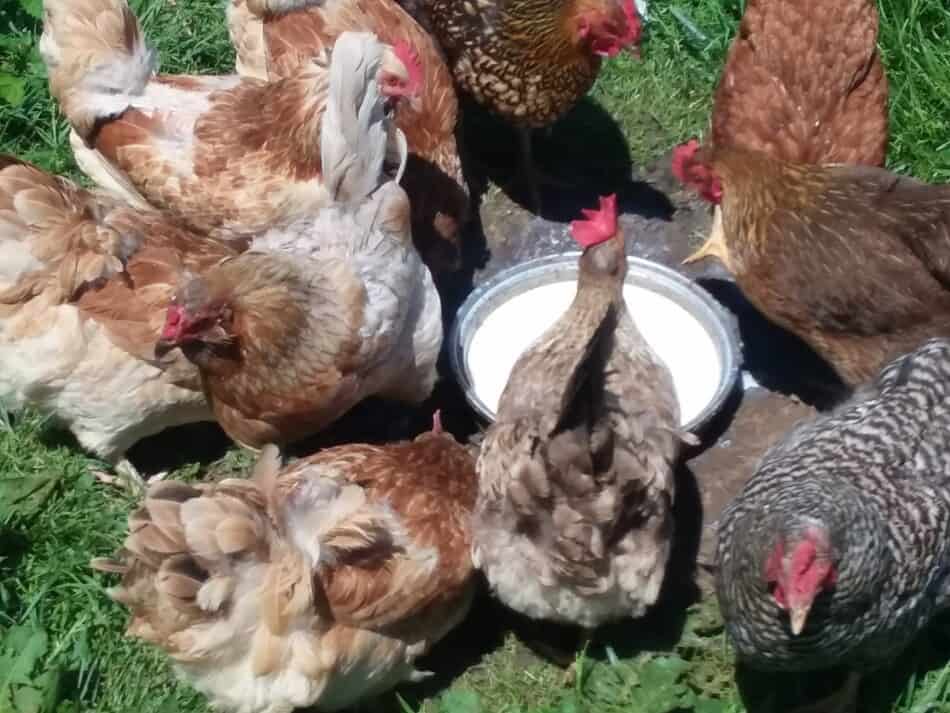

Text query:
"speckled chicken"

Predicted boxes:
[[472, 195, 695, 649], [40, 0, 419, 242], [226, 0, 470, 273], [151, 37, 443, 451], [0, 154, 242, 484], [405, 0, 642, 209], [716, 338, 950, 713], [92, 413, 478, 713]]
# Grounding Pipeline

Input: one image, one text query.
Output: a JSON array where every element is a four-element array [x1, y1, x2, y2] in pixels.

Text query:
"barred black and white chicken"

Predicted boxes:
[[716, 338, 950, 713]]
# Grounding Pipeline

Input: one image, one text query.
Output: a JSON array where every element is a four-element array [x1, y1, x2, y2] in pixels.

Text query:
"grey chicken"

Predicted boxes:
[[716, 338, 950, 713], [473, 194, 696, 659]]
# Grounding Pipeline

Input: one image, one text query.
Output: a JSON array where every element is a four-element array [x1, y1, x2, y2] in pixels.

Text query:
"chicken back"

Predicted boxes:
[[473, 195, 692, 628], [93, 418, 478, 713], [414, 0, 641, 129], [716, 338, 950, 679], [227, 0, 470, 273], [40, 0, 413, 242]]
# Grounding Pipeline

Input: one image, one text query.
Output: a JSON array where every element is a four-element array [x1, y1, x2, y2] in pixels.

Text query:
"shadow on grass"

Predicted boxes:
[[459, 94, 675, 224], [732, 609, 950, 712], [127, 422, 233, 475]]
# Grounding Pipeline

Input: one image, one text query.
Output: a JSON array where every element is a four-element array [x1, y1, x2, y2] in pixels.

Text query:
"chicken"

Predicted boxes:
[[226, 0, 470, 273], [407, 0, 642, 209], [152, 35, 443, 450], [668, 0, 937, 389], [472, 195, 695, 662], [92, 413, 478, 713], [675, 146, 950, 387], [715, 338, 950, 713], [0, 154, 240, 484], [40, 0, 419, 243]]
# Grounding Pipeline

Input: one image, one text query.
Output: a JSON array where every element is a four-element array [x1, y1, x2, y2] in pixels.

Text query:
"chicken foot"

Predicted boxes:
[[683, 204, 728, 267], [790, 671, 861, 713], [562, 627, 600, 687], [93, 458, 167, 494]]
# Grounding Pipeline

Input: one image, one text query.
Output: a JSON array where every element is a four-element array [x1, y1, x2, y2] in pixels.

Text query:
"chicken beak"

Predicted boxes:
[[789, 602, 812, 636], [682, 205, 727, 266]]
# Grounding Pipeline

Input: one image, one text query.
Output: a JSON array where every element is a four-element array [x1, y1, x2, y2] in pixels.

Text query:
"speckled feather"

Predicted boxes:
[[94, 434, 477, 713], [716, 338, 950, 673], [417, 0, 605, 127], [473, 234, 687, 627], [711, 0, 888, 165]]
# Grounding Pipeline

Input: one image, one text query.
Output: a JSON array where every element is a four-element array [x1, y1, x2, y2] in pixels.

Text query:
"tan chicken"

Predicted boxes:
[[227, 0, 470, 273], [472, 195, 695, 661], [406, 0, 643, 209], [151, 39, 444, 450], [0, 155, 236, 484], [92, 414, 478, 713], [40, 0, 420, 243]]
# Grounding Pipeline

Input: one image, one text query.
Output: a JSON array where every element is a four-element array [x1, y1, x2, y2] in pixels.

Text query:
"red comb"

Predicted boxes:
[[570, 194, 618, 248], [620, 0, 643, 48], [393, 40, 423, 96], [671, 138, 701, 184], [160, 304, 186, 341]]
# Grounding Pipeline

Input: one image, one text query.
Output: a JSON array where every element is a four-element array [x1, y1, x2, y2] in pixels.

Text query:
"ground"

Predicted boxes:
[[0, 0, 949, 712]]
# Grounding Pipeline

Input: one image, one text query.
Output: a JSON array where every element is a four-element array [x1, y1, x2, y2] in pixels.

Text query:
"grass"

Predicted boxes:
[[0, 0, 949, 711]]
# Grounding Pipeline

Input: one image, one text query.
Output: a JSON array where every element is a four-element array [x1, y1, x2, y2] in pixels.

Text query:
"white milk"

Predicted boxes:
[[466, 281, 722, 426]]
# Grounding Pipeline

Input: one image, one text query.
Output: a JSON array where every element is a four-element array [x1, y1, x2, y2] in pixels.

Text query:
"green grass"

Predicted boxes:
[[1, 0, 949, 711], [592, 0, 950, 181]]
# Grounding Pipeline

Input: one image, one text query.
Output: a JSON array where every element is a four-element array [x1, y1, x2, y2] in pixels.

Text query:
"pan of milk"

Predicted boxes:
[[449, 253, 741, 432]]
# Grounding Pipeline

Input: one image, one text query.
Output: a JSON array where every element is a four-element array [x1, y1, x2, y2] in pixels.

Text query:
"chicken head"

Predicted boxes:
[[573, 0, 643, 58], [672, 139, 723, 205], [155, 277, 233, 358], [380, 40, 424, 102], [571, 193, 627, 287], [764, 527, 838, 636]]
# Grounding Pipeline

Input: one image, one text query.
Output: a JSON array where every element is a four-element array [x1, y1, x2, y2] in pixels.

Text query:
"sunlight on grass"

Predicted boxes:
[[0, 0, 949, 710]]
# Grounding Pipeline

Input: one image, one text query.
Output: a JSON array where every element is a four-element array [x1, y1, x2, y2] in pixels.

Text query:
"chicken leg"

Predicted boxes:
[[790, 671, 861, 713], [562, 627, 598, 687], [506, 127, 578, 213], [93, 458, 166, 493]]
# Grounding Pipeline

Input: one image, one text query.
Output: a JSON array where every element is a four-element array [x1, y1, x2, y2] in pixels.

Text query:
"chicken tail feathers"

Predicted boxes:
[[40, 0, 157, 140], [0, 157, 139, 307], [320, 31, 406, 207]]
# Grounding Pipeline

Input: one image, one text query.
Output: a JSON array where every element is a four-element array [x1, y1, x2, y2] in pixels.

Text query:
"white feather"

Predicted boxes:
[[320, 32, 405, 207]]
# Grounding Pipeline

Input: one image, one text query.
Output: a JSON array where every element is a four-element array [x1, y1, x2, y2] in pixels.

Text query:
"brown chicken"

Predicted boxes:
[[0, 154, 245, 485], [150, 41, 444, 451], [472, 195, 695, 665], [92, 414, 478, 713], [227, 0, 470, 273], [406, 0, 643, 209], [40, 0, 419, 243], [669, 0, 943, 389]]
